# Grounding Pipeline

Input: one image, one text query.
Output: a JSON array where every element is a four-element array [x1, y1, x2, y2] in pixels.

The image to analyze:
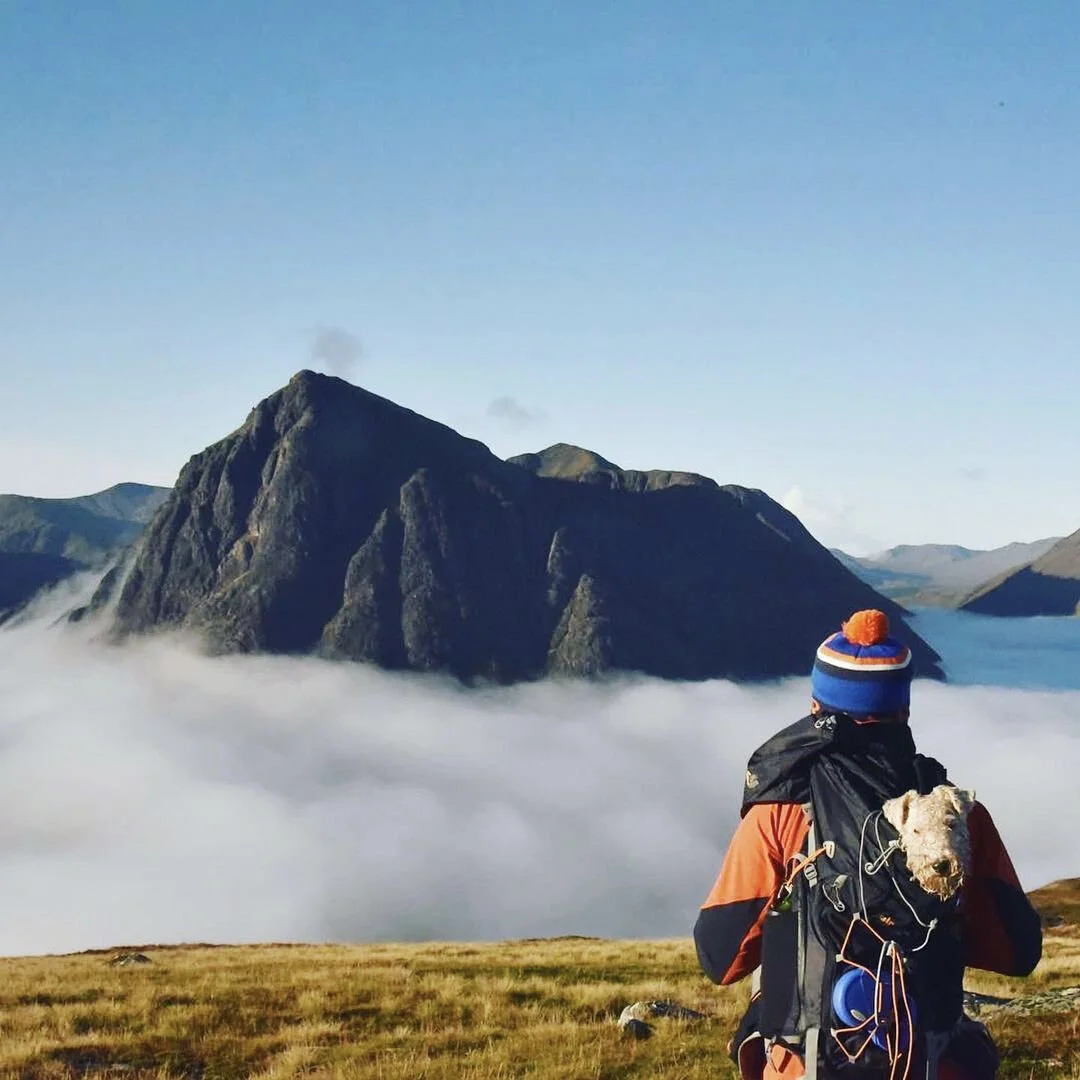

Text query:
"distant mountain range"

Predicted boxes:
[[833, 539, 1061, 608], [90, 370, 943, 681], [960, 529, 1080, 616], [0, 483, 169, 616]]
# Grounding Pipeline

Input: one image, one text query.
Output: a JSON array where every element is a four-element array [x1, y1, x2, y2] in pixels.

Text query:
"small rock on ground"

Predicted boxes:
[[964, 986, 1080, 1016], [620, 1018, 654, 1040], [109, 952, 152, 967], [618, 999, 710, 1037]]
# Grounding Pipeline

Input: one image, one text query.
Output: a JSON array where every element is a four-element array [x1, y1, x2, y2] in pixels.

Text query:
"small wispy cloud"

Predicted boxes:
[[487, 396, 546, 427], [960, 466, 988, 483], [310, 327, 363, 379], [781, 486, 884, 556]]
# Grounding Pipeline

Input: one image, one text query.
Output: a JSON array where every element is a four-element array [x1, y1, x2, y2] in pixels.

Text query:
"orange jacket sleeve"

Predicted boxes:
[[694, 802, 809, 985], [961, 801, 1042, 976]]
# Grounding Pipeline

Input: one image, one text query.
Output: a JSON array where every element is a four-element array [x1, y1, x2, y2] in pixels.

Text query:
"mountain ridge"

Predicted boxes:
[[961, 528, 1080, 616], [836, 538, 1061, 607], [0, 482, 170, 617], [100, 371, 943, 681]]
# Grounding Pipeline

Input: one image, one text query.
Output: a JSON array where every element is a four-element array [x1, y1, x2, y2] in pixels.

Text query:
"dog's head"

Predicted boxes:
[[882, 784, 975, 900]]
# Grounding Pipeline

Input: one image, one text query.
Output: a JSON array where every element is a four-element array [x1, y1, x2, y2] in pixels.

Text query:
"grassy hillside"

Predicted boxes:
[[0, 887, 1077, 1080], [0, 939, 739, 1079]]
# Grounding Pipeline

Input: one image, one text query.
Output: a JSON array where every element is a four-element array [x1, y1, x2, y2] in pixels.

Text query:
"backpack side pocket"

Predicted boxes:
[[759, 903, 802, 1038]]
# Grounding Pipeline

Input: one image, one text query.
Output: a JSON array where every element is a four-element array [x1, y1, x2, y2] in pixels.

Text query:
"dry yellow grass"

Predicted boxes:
[[0, 938, 743, 1079], [0, 902, 1075, 1080]]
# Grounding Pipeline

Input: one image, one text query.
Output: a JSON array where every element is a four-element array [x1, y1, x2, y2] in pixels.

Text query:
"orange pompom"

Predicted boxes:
[[843, 609, 890, 647]]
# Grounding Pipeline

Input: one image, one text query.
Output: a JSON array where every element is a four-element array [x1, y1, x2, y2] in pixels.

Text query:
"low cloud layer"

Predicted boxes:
[[0, 593, 1076, 956]]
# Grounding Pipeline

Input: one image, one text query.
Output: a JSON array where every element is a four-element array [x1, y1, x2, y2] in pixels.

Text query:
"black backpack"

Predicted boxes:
[[741, 713, 966, 1079]]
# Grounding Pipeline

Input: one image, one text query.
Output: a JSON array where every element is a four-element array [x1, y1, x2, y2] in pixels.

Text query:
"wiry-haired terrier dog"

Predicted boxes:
[[882, 784, 975, 901]]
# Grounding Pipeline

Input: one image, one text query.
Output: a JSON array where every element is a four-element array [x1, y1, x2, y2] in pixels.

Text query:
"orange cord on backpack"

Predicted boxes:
[[782, 845, 831, 891], [784, 846, 923, 1079], [831, 915, 920, 1080]]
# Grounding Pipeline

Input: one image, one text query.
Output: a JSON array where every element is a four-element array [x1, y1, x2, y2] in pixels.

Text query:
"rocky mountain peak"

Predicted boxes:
[[508, 443, 716, 493], [102, 373, 943, 682]]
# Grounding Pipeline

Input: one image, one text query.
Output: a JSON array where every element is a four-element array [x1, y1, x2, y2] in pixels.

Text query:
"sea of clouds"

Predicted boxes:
[[0, 579, 1077, 956]]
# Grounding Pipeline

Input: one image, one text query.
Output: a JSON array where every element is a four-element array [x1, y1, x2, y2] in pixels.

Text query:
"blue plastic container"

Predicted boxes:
[[831, 967, 917, 1051]]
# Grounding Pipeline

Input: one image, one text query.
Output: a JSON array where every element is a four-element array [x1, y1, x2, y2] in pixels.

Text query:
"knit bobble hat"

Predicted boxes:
[[810, 609, 913, 716]]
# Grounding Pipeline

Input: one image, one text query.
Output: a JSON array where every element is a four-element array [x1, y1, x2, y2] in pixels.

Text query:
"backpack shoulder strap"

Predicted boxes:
[[801, 800, 824, 1080]]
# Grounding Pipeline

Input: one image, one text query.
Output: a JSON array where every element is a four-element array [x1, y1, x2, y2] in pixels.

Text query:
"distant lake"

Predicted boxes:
[[909, 608, 1080, 690]]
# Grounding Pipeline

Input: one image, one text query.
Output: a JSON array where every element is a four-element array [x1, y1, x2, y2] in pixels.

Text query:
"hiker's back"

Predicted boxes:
[[748, 712, 968, 1077], [694, 611, 1040, 1080]]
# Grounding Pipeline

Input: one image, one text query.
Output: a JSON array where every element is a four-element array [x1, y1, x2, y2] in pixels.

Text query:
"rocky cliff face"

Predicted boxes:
[[106, 371, 943, 681], [961, 530, 1080, 616]]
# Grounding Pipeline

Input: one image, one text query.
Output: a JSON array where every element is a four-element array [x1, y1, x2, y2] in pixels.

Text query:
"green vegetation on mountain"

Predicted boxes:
[[0, 483, 170, 615], [509, 443, 713, 493], [0, 483, 168, 563], [104, 371, 942, 681]]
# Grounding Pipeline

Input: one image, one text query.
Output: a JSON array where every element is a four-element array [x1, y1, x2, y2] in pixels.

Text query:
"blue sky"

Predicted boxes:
[[2, 2, 1078, 553]]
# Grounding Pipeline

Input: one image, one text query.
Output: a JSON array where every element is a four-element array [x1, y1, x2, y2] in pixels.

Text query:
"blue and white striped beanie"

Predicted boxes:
[[810, 609, 914, 717]]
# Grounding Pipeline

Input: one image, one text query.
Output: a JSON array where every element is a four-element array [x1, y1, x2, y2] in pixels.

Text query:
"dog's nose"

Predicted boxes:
[[934, 859, 952, 875]]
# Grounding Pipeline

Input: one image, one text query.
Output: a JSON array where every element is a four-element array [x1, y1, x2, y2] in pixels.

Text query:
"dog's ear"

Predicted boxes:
[[885, 789, 917, 829], [948, 787, 976, 817]]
